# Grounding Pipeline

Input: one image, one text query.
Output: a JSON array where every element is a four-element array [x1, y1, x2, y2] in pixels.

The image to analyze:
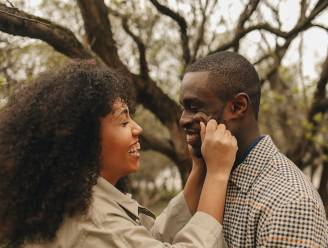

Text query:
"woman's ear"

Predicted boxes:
[[229, 93, 250, 119]]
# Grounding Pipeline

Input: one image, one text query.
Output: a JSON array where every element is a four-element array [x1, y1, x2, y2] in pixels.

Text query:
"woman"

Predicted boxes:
[[0, 61, 237, 248]]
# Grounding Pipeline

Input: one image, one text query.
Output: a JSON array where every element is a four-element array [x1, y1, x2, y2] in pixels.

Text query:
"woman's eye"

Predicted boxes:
[[121, 121, 129, 127]]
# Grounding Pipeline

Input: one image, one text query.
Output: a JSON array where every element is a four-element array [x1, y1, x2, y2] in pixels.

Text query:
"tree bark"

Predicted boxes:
[[318, 149, 328, 217], [0, 3, 92, 59]]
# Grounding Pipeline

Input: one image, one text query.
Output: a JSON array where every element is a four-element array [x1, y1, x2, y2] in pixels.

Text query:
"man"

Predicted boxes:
[[179, 51, 327, 247]]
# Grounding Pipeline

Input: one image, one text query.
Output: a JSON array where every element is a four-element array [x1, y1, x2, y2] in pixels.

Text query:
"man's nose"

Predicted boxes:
[[179, 110, 193, 128]]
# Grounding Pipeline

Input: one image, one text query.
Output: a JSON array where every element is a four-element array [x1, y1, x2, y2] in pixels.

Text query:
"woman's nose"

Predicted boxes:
[[132, 120, 143, 136]]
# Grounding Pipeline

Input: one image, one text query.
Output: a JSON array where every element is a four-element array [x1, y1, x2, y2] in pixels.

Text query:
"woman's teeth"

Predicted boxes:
[[128, 142, 140, 154]]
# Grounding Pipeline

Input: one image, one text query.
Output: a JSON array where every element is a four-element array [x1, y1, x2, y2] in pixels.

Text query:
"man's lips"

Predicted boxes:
[[185, 129, 201, 146]]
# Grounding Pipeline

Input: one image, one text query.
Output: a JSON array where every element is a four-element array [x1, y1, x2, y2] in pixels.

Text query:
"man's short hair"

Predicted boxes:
[[186, 51, 261, 120]]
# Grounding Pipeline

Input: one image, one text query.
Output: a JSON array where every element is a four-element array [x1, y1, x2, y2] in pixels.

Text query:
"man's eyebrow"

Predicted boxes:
[[180, 97, 203, 105]]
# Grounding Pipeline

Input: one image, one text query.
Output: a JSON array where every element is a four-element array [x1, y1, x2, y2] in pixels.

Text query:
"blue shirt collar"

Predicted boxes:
[[229, 135, 279, 193], [235, 135, 265, 166]]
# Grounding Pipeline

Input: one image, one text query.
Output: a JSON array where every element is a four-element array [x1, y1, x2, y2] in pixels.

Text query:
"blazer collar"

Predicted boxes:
[[229, 135, 279, 193]]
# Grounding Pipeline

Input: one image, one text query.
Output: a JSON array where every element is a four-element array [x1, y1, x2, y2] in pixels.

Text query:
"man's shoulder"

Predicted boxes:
[[224, 136, 327, 247], [253, 150, 323, 212]]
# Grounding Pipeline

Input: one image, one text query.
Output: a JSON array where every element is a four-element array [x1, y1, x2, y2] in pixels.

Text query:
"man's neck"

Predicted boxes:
[[234, 125, 261, 167]]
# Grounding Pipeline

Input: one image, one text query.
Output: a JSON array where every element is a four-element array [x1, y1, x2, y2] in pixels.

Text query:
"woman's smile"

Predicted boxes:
[[128, 141, 141, 157]]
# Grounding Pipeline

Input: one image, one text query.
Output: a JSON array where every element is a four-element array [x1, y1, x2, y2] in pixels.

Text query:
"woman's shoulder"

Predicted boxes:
[[23, 184, 130, 248], [90, 177, 141, 223], [88, 191, 128, 226]]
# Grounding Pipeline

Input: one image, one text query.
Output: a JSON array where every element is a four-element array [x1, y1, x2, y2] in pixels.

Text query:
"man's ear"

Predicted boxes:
[[227, 93, 250, 119]]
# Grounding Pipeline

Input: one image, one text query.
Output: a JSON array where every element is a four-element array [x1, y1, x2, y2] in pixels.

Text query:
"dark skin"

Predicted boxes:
[[179, 71, 261, 166]]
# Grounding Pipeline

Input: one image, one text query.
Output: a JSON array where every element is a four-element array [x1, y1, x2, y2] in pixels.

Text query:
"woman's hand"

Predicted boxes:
[[183, 145, 206, 214], [197, 120, 238, 223], [188, 144, 206, 174], [200, 120, 238, 178]]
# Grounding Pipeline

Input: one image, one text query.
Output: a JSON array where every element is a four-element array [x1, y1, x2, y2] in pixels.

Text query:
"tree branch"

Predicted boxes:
[[215, 0, 260, 52], [149, 0, 190, 65], [260, 38, 292, 87], [5, 0, 15, 8], [288, 0, 328, 38], [253, 31, 275, 66], [259, 0, 328, 87], [211, 0, 328, 53], [132, 74, 182, 125], [212, 23, 289, 53], [122, 17, 149, 79], [244, 23, 289, 38], [191, 0, 215, 61], [312, 23, 328, 32], [238, 0, 260, 26], [77, 0, 127, 71], [140, 130, 176, 162], [300, 0, 308, 22], [0, 3, 92, 59], [263, 0, 282, 28]]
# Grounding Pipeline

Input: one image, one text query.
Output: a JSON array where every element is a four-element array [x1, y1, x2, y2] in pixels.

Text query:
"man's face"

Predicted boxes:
[[179, 71, 226, 157]]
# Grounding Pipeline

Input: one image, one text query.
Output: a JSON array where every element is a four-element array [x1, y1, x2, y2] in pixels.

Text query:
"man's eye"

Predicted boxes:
[[180, 102, 198, 113], [189, 106, 198, 112]]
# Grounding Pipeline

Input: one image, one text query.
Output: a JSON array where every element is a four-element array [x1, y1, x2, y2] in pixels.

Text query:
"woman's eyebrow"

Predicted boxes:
[[115, 108, 129, 118]]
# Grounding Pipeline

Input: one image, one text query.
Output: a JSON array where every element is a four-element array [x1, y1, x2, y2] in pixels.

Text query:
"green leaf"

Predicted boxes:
[[313, 113, 323, 123]]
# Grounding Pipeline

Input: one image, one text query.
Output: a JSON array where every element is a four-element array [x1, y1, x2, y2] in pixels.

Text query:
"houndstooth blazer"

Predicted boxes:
[[223, 135, 328, 247]]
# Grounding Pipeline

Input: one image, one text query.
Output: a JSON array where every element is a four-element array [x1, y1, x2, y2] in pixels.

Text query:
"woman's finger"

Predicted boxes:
[[206, 119, 217, 134], [200, 121, 206, 143]]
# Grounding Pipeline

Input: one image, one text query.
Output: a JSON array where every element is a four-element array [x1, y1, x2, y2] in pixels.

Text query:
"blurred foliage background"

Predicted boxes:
[[0, 0, 327, 215]]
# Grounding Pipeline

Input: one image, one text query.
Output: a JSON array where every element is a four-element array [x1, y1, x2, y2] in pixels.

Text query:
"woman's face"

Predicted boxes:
[[100, 99, 143, 184]]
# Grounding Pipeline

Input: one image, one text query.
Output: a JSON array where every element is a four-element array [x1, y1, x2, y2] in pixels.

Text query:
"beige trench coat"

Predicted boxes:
[[26, 177, 227, 248]]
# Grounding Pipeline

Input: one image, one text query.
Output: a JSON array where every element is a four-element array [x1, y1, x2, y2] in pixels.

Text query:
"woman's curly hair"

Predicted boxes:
[[0, 60, 135, 247]]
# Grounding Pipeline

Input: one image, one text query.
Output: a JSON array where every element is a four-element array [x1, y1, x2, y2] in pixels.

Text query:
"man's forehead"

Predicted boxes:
[[180, 71, 222, 105], [181, 71, 210, 87], [180, 71, 215, 95]]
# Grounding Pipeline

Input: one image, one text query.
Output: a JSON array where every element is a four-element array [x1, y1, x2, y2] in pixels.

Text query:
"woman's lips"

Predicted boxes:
[[128, 142, 141, 158]]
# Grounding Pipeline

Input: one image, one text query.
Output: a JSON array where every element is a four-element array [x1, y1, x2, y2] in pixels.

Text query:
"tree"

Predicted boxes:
[[0, 0, 327, 213]]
